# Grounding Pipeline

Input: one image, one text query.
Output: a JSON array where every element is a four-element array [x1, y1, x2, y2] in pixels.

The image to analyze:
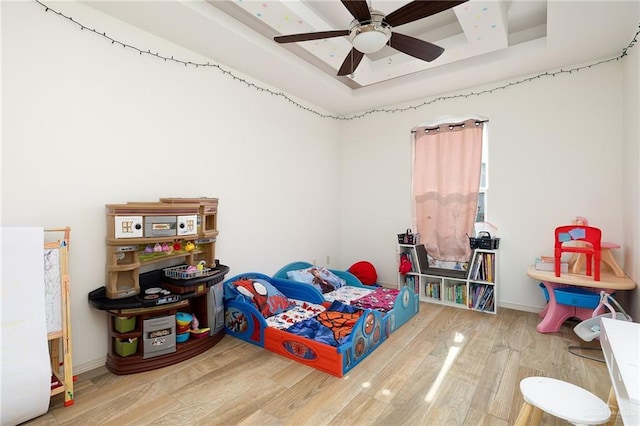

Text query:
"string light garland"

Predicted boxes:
[[36, 0, 640, 121]]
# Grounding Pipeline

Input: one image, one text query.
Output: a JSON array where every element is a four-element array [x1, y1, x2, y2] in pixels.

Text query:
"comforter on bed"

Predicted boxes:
[[285, 300, 363, 347], [324, 286, 400, 313]]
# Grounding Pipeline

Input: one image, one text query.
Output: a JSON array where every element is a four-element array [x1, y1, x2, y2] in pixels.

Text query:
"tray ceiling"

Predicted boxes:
[[82, 1, 639, 115]]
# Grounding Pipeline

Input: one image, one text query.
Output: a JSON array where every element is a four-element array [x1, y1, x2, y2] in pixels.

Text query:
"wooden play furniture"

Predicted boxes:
[[45, 227, 74, 407], [571, 243, 625, 278], [527, 267, 635, 333], [555, 225, 601, 281], [90, 197, 228, 375], [568, 217, 625, 278]]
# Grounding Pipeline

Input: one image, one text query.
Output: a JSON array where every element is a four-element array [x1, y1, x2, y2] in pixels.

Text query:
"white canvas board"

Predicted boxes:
[[1, 227, 51, 425]]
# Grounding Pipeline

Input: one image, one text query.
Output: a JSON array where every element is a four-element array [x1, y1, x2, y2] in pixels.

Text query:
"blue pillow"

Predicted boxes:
[[286, 267, 346, 294]]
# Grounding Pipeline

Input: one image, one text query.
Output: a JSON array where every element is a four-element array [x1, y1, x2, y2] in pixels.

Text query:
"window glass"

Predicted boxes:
[[477, 127, 489, 223]]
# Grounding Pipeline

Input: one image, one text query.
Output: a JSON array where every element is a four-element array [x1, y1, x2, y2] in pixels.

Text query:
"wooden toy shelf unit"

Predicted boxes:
[[398, 244, 499, 314], [90, 197, 227, 375], [105, 198, 218, 299]]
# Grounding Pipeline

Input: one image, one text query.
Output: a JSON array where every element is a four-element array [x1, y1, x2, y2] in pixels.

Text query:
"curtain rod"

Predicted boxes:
[[411, 119, 488, 133]]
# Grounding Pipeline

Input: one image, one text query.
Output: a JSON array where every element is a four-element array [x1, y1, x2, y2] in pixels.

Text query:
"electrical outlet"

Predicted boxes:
[[326, 255, 330, 265]]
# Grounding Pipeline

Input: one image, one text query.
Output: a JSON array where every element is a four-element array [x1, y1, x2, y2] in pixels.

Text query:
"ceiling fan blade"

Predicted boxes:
[[341, 0, 371, 22], [337, 48, 365, 76], [389, 32, 444, 62], [385, 0, 468, 27], [274, 30, 350, 44]]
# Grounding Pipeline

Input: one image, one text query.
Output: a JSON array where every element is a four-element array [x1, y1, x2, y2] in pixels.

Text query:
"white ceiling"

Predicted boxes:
[[83, 0, 639, 115]]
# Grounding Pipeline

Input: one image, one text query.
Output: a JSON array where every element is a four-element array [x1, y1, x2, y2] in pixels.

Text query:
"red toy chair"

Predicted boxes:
[[554, 225, 601, 281]]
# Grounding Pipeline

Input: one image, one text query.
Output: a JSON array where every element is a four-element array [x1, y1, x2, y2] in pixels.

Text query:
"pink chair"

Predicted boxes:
[[554, 225, 601, 281]]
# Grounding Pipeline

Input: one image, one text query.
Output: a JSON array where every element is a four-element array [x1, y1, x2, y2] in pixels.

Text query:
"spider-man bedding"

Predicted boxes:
[[223, 273, 389, 377], [272, 261, 419, 333]]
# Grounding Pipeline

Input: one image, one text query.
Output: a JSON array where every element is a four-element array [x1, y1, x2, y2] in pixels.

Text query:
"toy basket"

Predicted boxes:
[[164, 265, 214, 280], [397, 229, 419, 244], [468, 232, 500, 250]]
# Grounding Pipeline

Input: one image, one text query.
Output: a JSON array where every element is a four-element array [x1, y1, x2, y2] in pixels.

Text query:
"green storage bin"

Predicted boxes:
[[115, 337, 138, 357], [114, 316, 136, 333]]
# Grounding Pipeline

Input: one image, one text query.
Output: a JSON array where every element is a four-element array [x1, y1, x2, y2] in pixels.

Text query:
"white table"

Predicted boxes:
[[600, 317, 640, 425]]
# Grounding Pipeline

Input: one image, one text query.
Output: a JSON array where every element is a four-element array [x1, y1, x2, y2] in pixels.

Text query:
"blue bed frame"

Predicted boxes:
[[223, 272, 386, 377]]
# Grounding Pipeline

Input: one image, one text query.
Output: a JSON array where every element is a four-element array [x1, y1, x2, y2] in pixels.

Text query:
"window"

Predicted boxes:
[[476, 127, 489, 223]]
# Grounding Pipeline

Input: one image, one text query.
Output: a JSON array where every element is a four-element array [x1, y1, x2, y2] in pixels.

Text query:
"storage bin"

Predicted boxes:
[[143, 315, 176, 359], [468, 232, 500, 249], [164, 264, 215, 280], [115, 337, 138, 357], [538, 284, 603, 309], [114, 316, 136, 333], [397, 229, 419, 244]]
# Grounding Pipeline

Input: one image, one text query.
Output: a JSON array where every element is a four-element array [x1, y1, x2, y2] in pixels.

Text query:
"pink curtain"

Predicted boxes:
[[413, 119, 484, 262]]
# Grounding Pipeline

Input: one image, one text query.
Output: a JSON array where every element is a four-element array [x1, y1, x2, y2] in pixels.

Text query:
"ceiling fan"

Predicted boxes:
[[274, 0, 468, 76]]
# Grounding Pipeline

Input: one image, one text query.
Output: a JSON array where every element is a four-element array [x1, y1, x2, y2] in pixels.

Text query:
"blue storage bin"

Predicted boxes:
[[538, 283, 604, 309]]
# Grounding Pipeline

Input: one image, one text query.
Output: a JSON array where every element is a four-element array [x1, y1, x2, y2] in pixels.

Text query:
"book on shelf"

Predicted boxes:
[[486, 253, 494, 283], [424, 281, 440, 300], [534, 257, 568, 273], [471, 254, 483, 280], [446, 283, 466, 305], [472, 285, 486, 309], [471, 252, 496, 282], [405, 275, 419, 295], [478, 287, 494, 311]]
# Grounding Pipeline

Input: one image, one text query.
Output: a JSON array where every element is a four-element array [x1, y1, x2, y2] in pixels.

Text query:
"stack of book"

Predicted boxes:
[[535, 255, 568, 273], [470, 284, 494, 311], [470, 252, 496, 282]]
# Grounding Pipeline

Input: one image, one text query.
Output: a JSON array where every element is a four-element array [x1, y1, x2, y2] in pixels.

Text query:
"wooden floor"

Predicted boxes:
[[26, 304, 620, 425]]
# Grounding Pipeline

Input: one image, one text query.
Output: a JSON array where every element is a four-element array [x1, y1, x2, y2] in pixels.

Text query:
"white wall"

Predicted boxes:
[[2, 1, 639, 373], [622, 31, 640, 321], [339, 61, 629, 312], [1, 2, 342, 371]]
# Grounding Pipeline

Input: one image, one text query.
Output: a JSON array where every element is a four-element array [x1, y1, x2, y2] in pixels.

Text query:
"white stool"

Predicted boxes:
[[515, 377, 611, 425]]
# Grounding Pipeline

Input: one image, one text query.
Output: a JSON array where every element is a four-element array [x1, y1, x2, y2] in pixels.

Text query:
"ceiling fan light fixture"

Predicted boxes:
[[352, 27, 390, 53]]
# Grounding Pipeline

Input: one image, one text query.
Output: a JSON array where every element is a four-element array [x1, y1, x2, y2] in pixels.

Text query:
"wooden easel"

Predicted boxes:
[[44, 227, 74, 407]]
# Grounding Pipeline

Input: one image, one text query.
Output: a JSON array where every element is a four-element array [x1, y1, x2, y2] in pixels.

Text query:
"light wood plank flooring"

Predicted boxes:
[[24, 305, 620, 425]]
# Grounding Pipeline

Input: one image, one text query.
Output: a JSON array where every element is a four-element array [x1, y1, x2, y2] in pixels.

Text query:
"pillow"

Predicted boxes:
[[231, 278, 293, 318], [348, 261, 378, 285], [286, 267, 346, 294]]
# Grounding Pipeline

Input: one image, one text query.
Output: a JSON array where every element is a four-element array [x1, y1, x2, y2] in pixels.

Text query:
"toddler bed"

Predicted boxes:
[[223, 272, 386, 377], [272, 261, 419, 334]]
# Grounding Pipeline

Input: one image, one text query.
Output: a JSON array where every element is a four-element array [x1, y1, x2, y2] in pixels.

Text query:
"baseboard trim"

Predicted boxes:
[[74, 356, 107, 375], [384, 281, 546, 315], [499, 301, 544, 314]]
